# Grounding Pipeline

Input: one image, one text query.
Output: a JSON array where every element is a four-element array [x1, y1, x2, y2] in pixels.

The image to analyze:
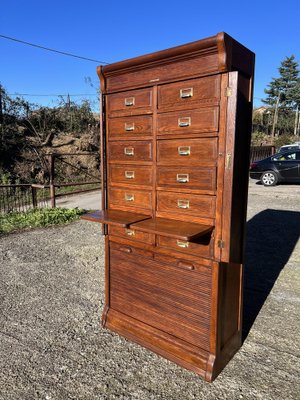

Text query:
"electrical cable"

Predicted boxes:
[[0, 34, 109, 64]]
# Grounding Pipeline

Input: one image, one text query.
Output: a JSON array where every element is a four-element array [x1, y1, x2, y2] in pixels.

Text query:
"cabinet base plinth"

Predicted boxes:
[[103, 307, 241, 382]]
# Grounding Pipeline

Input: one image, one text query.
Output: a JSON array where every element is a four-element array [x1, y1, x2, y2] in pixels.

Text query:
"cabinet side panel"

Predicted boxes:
[[219, 262, 243, 348], [221, 72, 253, 263]]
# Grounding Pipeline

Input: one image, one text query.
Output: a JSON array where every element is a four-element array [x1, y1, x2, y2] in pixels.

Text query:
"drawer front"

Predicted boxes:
[[157, 108, 219, 135], [107, 88, 152, 114], [110, 165, 153, 186], [106, 53, 219, 91], [109, 188, 152, 211], [157, 191, 215, 219], [157, 138, 218, 165], [109, 244, 211, 349], [157, 166, 216, 191], [158, 75, 220, 110], [108, 115, 152, 138], [109, 141, 152, 162], [157, 235, 212, 258], [108, 226, 155, 244]]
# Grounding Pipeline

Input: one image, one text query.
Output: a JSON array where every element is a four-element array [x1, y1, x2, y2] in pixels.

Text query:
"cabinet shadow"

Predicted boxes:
[[242, 208, 300, 340]]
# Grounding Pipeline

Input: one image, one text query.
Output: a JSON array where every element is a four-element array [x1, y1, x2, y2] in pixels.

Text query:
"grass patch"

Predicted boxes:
[[0, 207, 85, 234]]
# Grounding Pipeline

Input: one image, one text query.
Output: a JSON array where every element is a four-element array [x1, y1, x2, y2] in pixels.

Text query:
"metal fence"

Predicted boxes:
[[250, 145, 276, 163], [48, 152, 101, 207], [0, 184, 49, 214]]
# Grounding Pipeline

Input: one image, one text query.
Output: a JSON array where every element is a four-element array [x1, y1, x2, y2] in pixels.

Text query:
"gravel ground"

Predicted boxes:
[[0, 181, 299, 399]]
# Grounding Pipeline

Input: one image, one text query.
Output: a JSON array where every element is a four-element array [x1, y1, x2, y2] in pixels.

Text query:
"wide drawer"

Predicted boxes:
[[157, 138, 218, 165], [157, 108, 219, 135], [157, 235, 212, 258], [157, 166, 216, 192], [157, 191, 215, 219], [158, 75, 220, 110], [110, 165, 153, 186], [109, 187, 152, 211], [109, 243, 211, 349], [108, 115, 152, 138], [107, 88, 152, 114], [105, 52, 220, 92], [108, 225, 155, 244], [108, 141, 152, 162]]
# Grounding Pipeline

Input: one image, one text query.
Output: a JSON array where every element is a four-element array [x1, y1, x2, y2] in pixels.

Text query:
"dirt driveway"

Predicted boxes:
[[0, 182, 299, 399]]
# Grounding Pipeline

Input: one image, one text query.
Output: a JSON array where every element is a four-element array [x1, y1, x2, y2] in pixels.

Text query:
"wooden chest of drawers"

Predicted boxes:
[[83, 32, 255, 382]]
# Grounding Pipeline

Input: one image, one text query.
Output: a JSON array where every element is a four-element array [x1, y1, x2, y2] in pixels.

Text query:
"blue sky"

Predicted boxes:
[[1, 0, 299, 110]]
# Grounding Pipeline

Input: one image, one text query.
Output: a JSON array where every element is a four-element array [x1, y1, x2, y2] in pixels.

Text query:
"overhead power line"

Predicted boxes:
[[0, 34, 109, 64], [8, 93, 98, 97]]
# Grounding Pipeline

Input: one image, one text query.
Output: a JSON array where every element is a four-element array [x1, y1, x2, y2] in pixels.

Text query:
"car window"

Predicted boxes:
[[279, 145, 299, 153], [272, 152, 297, 161]]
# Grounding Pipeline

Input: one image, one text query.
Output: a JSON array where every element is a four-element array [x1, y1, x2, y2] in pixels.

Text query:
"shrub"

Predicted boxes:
[[0, 207, 85, 234]]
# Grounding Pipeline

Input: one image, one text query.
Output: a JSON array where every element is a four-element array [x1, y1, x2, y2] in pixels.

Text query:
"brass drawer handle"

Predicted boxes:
[[125, 229, 135, 236], [177, 199, 190, 209], [178, 146, 190, 156], [124, 147, 134, 156], [125, 193, 135, 202], [125, 97, 135, 106], [125, 171, 135, 179], [177, 174, 189, 183], [177, 240, 189, 248], [178, 117, 191, 127], [125, 122, 135, 131], [180, 88, 193, 98]]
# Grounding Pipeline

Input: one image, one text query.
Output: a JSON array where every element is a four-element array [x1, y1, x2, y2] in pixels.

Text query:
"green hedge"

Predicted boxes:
[[0, 207, 85, 234]]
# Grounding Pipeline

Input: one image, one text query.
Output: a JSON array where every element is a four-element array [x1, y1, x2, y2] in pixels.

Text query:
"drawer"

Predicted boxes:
[[107, 88, 152, 114], [157, 108, 219, 135], [157, 235, 212, 258], [108, 115, 152, 138], [105, 51, 220, 92], [110, 165, 153, 186], [109, 187, 152, 211], [158, 75, 220, 110], [157, 166, 216, 192], [108, 141, 152, 162], [108, 225, 155, 244], [157, 138, 218, 165], [157, 192, 215, 219]]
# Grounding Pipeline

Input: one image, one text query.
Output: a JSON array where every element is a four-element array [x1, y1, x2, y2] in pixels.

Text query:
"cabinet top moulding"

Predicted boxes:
[[97, 32, 255, 93]]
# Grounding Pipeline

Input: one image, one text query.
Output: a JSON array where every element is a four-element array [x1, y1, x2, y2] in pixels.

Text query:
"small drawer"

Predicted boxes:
[[110, 241, 154, 259], [157, 191, 215, 219], [107, 88, 152, 114], [108, 115, 152, 138], [110, 165, 153, 186], [157, 108, 219, 135], [158, 76, 220, 110], [157, 235, 212, 258], [157, 138, 218, 165], [109, 188, 152, 211], [108, 225, 155, 244], [157, 166, 216, 191], [109, 141, 152, 162]]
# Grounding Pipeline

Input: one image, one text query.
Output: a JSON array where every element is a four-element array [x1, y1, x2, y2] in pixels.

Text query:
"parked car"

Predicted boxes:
[[279, 142, 300, 153], [250, 150, 300, 186]]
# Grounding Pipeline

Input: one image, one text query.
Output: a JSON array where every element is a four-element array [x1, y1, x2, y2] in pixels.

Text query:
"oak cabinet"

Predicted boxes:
[[83, 32, 255, 382]]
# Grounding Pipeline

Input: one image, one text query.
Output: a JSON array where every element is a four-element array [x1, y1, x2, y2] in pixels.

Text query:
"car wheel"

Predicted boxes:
[[260, 171, 278, 186]]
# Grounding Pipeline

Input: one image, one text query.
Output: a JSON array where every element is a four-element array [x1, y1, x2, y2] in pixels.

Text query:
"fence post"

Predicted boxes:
[[31, 186, 37, 208], [49, 154, 56, 208]]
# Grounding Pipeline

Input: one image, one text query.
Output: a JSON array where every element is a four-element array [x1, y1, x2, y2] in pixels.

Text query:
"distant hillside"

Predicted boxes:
[[0, 86, 100, 184]]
